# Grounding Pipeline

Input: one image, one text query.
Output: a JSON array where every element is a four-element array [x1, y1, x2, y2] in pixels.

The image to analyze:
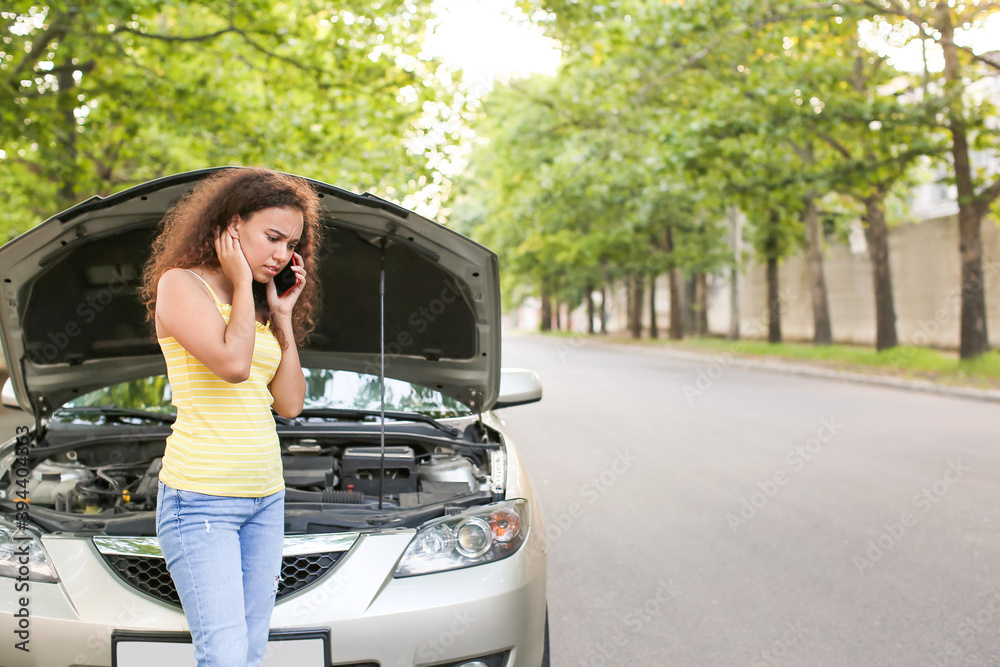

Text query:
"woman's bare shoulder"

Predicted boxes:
[[158, 266, 194, 283], [156, 268, 213, 303], [158, 266, 209, 285]]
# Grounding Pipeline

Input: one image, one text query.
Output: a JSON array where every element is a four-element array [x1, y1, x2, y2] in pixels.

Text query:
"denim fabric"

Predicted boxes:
[[156, 480, 285, 667]]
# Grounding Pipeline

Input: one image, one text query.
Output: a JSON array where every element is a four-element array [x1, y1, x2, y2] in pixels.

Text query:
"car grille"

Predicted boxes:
[[100, 552, 346, 608]]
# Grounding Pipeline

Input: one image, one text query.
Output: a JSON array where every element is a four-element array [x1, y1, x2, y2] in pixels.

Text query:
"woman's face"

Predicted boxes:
[[232, 206, 305, 283]]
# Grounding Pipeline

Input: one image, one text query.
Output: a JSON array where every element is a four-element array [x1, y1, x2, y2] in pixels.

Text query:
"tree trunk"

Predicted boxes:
[[631, 274, 644, 339], [649, 274, 659, 339], [554, 299, 561, 331], [540, 284, 552, 332], [598, 285, 606, 334], [669, 269, 683, 340], [683, 272, 697, 335], [767, 256, 782, 344], [862, 192, 899, 351], [940, 9, 990, 358], [696, 272, 709, 336], [729, 207, 742, 341], [803, 192, 833, 345], [664, 226, 683, 340], [586, 283, 595, 334], [625, 277, 634, 335]]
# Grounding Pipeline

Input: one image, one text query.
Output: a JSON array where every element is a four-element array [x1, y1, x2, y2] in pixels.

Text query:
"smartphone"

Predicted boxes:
[[274, 255, 298, 298]]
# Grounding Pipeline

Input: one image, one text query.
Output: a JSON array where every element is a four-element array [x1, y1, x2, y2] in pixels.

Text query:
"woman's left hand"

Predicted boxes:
[[267, 252, 307, 317]]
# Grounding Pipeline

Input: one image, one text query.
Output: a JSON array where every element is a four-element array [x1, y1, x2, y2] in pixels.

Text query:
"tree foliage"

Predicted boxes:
[[1, 0, 446, 240], [452, 0, 997, 353]]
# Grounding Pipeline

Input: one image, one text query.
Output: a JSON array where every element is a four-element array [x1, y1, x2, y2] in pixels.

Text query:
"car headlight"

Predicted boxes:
[[394, 499, 529, 577], [0, 518, 59, 584]]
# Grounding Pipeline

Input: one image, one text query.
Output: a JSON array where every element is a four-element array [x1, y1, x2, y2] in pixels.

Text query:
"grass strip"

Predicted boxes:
[[533, 330, 1000, 388]]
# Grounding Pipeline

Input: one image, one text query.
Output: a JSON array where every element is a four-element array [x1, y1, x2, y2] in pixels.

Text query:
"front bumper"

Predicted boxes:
[[0, 519, 546, 667]]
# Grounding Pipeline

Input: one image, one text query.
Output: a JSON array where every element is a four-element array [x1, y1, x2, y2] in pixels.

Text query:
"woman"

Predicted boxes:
[[139, 167, 323, 667]]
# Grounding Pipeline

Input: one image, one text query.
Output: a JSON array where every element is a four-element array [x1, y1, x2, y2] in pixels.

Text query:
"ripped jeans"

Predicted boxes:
[[156, 480, 285, 667]]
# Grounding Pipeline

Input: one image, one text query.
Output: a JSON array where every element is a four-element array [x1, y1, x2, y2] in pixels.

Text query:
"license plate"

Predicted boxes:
[[111, 628, 330, 667]]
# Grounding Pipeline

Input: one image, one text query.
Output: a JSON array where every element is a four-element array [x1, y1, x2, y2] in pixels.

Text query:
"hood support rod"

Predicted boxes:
[[378, 238, 387, 510]]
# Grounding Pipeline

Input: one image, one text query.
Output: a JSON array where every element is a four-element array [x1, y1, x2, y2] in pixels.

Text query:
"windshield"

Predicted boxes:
[[53, 369, 473, 424]]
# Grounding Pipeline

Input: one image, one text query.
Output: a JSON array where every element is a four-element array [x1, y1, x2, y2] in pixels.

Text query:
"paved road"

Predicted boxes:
[[498, 332, 1000, 667]]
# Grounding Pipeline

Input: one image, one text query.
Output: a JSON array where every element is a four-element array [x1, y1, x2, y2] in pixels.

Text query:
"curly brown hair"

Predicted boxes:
[[140, 167, 323, 349]]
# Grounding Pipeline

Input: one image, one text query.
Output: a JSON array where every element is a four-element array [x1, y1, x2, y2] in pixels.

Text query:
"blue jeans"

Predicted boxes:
[[156, 480, 285, 667]]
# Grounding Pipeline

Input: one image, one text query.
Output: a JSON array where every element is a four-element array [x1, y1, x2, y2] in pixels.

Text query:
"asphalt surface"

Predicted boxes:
[[498, 331, 1000, 667]]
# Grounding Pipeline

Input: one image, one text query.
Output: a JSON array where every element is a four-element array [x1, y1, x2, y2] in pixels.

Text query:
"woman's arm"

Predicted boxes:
[[268, 314, 307, 418], [267, 251, 308, 418]]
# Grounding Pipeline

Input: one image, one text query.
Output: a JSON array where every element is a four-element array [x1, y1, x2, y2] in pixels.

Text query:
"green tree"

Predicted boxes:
[[859, 0, 1000, 357], [1, 0, 444, 241], [520, 0, 960, 351], [676, 7, 945, 349]]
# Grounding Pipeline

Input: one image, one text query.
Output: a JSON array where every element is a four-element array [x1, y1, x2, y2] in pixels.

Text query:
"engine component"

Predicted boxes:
[[284, 488, 365, 504], [134, 459, 162, 504], [23, 460, 94, 506], [286, 439, 322, 455], [417, 453, 479, 493], [282, 456, 337, 489], [342, 446, 417, 497]]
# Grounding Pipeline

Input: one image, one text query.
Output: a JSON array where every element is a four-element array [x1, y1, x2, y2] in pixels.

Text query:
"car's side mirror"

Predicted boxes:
[[2, 377, 22, 411], [494, 368, 542, 409]]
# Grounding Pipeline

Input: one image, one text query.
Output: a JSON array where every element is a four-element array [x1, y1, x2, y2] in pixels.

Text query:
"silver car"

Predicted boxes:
[[0, 169, 549, 667]]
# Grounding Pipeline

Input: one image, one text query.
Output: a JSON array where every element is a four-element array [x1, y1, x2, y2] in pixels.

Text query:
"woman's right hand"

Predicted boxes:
[[215, 225, 252, 286]]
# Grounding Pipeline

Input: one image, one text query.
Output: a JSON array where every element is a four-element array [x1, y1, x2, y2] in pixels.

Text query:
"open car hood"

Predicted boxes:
[[0, 168, 501, 418]]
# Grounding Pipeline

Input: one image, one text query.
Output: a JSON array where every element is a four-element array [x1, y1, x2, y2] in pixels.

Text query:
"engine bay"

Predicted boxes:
[[1, 426, 505, 534]]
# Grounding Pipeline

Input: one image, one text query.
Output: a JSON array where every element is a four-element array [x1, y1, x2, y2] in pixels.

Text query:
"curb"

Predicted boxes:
[[519, 333, 1000, 404]]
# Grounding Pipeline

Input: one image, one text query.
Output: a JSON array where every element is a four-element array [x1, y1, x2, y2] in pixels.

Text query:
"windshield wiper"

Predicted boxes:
[[295, 408, 462, 438], [53, 406, 176, 424]]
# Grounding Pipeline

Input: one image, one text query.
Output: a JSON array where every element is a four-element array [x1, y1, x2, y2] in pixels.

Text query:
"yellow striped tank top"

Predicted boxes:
[[157, 269, 285, 497]]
